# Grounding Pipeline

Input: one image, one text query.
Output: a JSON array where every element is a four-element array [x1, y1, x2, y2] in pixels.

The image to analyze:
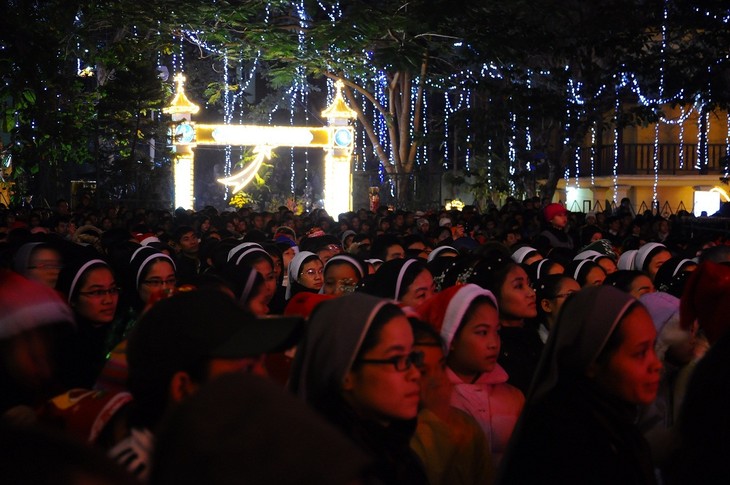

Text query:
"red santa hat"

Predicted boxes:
[[680, 261, 730, 345], [415, 283, 497, 353]]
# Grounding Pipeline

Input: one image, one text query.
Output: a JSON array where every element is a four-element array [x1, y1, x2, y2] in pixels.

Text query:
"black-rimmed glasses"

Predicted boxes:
[[79, 287, 121, 298], [358, 350, 424, 372]]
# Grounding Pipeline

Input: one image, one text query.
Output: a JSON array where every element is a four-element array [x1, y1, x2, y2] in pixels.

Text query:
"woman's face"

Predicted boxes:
[[28, 248, 63, 288], [246, 288, 270, 316], [448, 302, 500, 380], [74, 267, 119, 324], [400, 269, 434, 308], [299, 259, 324, 291], [323, 262, 359, 296], [591, 306, 662, 405], [270, 254, 283, 281], [252, 260, 277, 304], [343, 314, 421, 424], [629, 275, 655, 299], [647, 249, 671, 281], [541, 278, 581, 328], [499, 266, 537, 320], [583, 266, 606, 287], [138, 260, 176, 304], [281, 247, 296, 270]]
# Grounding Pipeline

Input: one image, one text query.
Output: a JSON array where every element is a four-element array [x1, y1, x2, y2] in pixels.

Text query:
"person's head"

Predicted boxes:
[[511, 245, 542, 266], [370, 234, 405, 261], [534, 274, 581, 330], [128, 246, 177, 309], [56, 259, 119, 325], [1, 269, 76, 405], [174, 226, 199, 257], [289, 294, 421, 425], [299, 233, 342, 264], [151, 373, 370, 485], [416, 284, 500, 382], [426, 245, 458, 263], [13, 242, 63, 288], [402, 234, 432, 260], [322, 255, 366, 296], [286, 251, 324, 299], [654, 257, 697, 295], [566, 259, 607, 287], [409, 319, 450, 410], [604, 270, 655, 299], [526, 258, 564, 284], [531, 286, 662, 406], [460, 256, 536, 324], [234, 245, 277, 305], [640, 291, 696, 365], [544, 203, 568, 229], [358, 258, 434, 308], [680, 261, 730, 345], [634, 242, 671, 281], [594, 255, 618, 275], [223, 262, 269, 316], [126, 290, 302, 428]]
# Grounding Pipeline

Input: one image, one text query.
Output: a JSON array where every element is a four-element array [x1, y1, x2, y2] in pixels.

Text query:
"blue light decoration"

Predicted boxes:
[[508, 106, 517, 195]]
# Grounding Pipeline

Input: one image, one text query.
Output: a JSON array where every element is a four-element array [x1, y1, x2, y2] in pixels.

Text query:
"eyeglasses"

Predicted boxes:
[[79, 287, 121, 298], [321, 244, 342, 254], [142, 277, 177, 288], [28, 262, 63, 270], [303, 268, 324, 277], [358, 350, 424, 372]]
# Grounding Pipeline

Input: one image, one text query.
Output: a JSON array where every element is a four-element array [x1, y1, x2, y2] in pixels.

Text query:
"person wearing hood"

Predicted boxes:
[[56, 256, 121, 388], [498, 286, 661, 484], [285, 251, 324, 300], [357, 258, 434, 308], [634, 242, 671, 282], [288, 293, 428, 485], [12, 241, 64, 288], [416, 284, 524, 467]]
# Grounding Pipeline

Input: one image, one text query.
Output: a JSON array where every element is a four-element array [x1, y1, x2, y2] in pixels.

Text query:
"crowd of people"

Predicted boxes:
[[2, 194, 730, 484]]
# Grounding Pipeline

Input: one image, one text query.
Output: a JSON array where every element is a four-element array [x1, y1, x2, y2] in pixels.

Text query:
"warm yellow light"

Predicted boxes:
[[321, 80, 357, 121], [324, 154, 352, 216], [710, 186, 730, 202], [217, 146, 272, 193], [174, 155, 195, 209], [446, 199, 464, 211], [163, 73, 200, 116]]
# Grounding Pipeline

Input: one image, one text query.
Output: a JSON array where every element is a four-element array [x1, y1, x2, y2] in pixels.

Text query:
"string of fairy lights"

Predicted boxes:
[[162, 0, 730, 207]]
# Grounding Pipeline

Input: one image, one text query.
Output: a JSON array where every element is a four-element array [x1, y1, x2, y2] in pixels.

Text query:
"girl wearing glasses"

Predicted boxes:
[[416, 283, 524, 468], [107, 246, 177, 350], [289, 293, 428, 485], [12, 241, 64, 288], [56, 256, 120, 387], [533, 274, 581, 344], [285, 251, 324, 300]]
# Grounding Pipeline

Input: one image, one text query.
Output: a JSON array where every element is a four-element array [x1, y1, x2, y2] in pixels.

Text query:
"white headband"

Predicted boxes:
[[68, 259, 107, 303], [394, 259, 418, 300]]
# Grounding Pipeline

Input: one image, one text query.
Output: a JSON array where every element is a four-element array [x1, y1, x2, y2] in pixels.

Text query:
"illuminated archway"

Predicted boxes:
[[164, 75, 356, 214]]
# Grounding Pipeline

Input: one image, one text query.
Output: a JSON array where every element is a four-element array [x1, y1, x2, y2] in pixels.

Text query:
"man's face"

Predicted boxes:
[[178, 231, 199, 255], [385, 244, 405, 261]]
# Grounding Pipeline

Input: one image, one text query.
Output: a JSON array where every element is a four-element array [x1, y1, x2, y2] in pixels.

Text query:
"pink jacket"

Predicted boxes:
[[447, 365, 525, 465]]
